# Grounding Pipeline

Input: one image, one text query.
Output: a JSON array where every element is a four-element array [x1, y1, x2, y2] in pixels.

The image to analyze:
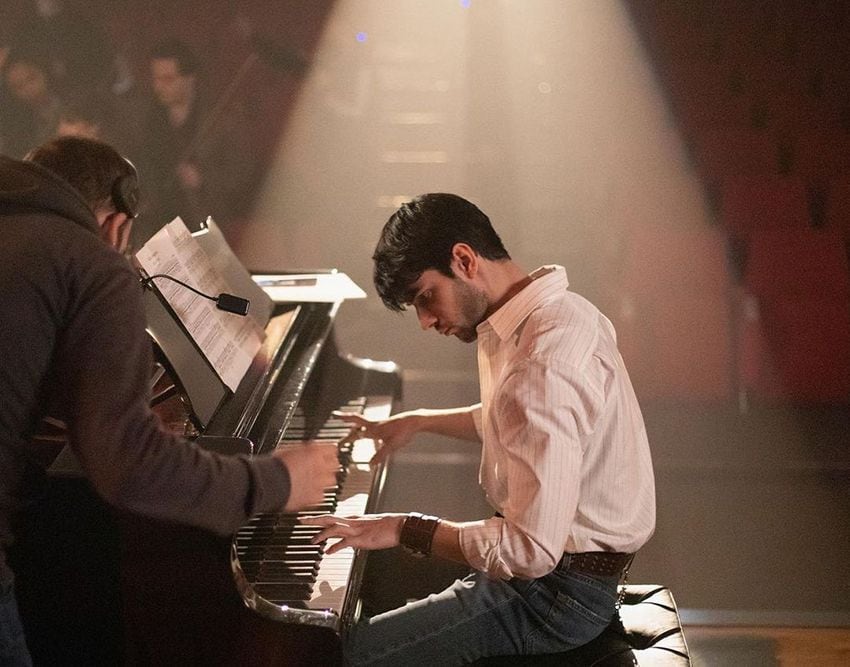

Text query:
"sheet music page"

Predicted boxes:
[[135, 217, 264, 391], [252, 272, 367, 302]]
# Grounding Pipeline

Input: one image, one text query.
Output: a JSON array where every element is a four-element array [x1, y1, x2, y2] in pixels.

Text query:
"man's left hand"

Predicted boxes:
[[300, 513, 406, 555]]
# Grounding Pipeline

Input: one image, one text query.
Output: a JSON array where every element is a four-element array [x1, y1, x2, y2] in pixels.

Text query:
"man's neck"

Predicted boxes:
[[482, 261, 532, 318]]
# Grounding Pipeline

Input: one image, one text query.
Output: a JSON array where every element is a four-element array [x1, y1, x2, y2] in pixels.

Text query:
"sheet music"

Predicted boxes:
[[252, 272, 366, 302], [135, 217, 264, 392]]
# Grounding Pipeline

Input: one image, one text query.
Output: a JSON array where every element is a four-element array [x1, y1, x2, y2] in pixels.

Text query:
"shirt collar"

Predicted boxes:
[[479, 265, 569, 341]]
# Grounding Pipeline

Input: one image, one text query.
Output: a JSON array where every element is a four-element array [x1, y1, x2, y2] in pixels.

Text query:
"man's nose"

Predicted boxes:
[[416, 307, 437, 331]]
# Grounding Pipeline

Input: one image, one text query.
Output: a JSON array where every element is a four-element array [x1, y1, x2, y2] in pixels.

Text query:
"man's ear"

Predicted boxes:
[[451, 243, 478, 278], [98, 211, 133, 252]]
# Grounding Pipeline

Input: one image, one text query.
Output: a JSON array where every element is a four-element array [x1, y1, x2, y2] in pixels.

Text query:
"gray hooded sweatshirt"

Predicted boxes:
[[0, 155, 290, 583]]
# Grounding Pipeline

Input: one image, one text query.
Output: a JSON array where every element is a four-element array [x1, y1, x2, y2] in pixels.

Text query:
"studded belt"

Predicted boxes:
[[558, 551, 634, 578]]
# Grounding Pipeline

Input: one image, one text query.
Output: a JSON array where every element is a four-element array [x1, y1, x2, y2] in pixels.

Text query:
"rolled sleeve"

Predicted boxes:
[[459, 516, 559, 580], [470, 403, 484, 441]]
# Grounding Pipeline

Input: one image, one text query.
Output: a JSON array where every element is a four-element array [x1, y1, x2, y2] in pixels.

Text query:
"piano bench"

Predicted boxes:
[[474, 584, 691, 665]]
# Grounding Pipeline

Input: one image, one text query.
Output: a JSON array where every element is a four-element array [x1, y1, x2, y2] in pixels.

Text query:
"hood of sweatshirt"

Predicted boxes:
[[0, 155, 99, 234]]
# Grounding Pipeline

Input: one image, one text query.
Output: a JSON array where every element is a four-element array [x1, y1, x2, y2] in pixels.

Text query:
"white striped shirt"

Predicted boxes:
[[458, 265, 656, 580]]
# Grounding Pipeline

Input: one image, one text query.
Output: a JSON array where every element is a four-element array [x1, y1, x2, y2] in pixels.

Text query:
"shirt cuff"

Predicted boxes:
[[458, 516, 513, 579], [470, 403, 483, 441]]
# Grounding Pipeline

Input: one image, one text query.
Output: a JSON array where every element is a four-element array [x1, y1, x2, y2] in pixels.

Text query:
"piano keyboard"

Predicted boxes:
[[231, 394, 392, 629]]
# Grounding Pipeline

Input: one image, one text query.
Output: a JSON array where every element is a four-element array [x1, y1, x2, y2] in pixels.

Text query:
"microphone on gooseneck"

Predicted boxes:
[[140, 273, 250, 316]]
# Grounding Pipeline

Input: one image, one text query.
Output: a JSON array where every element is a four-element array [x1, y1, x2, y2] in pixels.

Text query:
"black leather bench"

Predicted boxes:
[[474, 585, 691, 665]]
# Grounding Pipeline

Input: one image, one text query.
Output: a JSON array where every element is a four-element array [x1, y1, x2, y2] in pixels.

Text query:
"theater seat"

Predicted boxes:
[[690, 127, 781, 186], [739, 294, 850, 403], [474, 585, 691, 665], [790, 127, 850, 190], [738, 227, 850, 403], [824, 172, 850, 238], [719, 174, 811, 243]]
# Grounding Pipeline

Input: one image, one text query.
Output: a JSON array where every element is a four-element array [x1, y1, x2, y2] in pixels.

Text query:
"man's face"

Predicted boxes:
[[5, 62, 48, 105], [407, 268, 489, 343], [150, 57, 193, 108]]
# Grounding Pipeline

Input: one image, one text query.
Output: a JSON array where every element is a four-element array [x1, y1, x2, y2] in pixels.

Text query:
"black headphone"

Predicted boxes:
[[111, 157, 140, 218]]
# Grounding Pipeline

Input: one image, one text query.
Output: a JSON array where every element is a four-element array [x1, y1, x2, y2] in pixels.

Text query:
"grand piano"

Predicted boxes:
[[10, 220, 401, 666]]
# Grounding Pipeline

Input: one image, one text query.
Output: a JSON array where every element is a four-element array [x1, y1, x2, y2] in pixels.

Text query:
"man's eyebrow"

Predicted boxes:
[[403, 283, 422, 305], [403, 290, 419, 305]]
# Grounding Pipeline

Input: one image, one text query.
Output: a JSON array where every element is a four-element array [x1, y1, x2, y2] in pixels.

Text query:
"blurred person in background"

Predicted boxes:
[[2, 48, 63, 157], [133, 39, 255, 246]]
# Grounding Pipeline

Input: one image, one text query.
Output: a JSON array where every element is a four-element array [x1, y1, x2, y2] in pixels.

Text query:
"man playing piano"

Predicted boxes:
[[304, 193, 656, 665], [0, 136, 338, 665]]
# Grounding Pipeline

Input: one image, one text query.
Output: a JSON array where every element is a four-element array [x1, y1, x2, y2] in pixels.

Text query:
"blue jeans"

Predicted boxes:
[[345, 558, 620, 665], [0, 577, 32, 667]]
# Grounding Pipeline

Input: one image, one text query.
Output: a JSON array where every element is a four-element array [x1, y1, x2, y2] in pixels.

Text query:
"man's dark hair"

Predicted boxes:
[[59, 92, 108, 129], [25, 136, 138, 215], [373, 193, 510, 311], [149, 39, 200, 76]]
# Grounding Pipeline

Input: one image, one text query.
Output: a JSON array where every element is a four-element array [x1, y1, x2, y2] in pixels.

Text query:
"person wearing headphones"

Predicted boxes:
[[0, 136, 338, 665]]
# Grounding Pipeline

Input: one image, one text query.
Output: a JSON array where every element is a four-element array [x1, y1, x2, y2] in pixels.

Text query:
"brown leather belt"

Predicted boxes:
[[558, 551, 634, 578]]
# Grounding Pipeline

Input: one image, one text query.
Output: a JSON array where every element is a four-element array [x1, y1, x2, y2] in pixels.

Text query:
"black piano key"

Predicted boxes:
[[238, 547, 322, 557], [256, 568, 316, 583], [256, 517, 334, 529], [237, 546, 321, 558], [237, 544, 321, 555], [240, 566, 319, 580], [238, 552, 322, 563], [240, 563, 319, 577], [239, 559, 321, 574], [253, 583, 313, 601], [237, 524, 324, 536], [239, 562, 320, 578], [282, 427, 350, 439], [242, 522, 323, 532], [252, 573, 314, 585], [237, 531, 321, 543], [239, 536, 322, 548]]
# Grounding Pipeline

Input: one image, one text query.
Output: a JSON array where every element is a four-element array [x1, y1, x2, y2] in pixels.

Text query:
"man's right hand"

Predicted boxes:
[[274, 442, 339, 511], [335, 411, 421, 466]]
